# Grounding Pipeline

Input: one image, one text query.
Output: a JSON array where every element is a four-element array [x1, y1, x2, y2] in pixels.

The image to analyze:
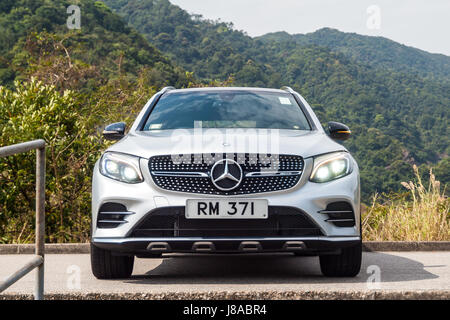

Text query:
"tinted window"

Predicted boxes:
[[142, 91, 311, 130]]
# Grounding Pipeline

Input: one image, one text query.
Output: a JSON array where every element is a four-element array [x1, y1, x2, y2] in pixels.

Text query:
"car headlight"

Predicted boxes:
[[100, 152, 143, 183], [310, 152, 352, 183]]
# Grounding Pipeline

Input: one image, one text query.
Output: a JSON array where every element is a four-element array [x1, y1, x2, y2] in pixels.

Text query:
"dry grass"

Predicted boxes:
[[363, 165, 449, 241]]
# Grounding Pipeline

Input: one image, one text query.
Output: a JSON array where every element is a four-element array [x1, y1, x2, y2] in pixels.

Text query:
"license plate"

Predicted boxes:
[[186, 199, 268, 219]]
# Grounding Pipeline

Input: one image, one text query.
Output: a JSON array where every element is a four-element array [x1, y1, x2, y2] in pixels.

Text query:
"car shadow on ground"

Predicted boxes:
[[123, 252, 440, 285]]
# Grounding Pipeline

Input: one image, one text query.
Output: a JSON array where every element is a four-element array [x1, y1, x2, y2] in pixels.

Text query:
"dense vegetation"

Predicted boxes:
[[363, 166, 449, 241], [0, 79, 100, 242], [103, 0, 449, 200], [0, 0, 188, 242], [0, 0, 189, 90], [0, 0, 448, 242], [258, 28, 450, 80]]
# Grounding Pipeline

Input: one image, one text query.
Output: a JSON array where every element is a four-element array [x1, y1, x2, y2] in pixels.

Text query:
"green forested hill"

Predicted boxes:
[[0, 0, 194, 242], [0, 0, 188, 90], [0, 0, 448, 242], [102, 0, 282, 85], [101, 0, 449, 199], [0, 0, 448, 201], [258, 28, 450, 80]]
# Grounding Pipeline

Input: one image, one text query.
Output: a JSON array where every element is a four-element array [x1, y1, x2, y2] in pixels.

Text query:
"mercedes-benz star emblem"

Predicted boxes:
[[210, 159, 243, 191]]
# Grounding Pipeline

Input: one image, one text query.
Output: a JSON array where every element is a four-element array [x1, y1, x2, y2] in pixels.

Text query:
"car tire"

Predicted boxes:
[[90, 243, 134, 279], [319, 242, 362, 277]]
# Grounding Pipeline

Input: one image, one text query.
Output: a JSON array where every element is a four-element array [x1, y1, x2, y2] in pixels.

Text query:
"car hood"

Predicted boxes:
[[107, 129, 347, 159]]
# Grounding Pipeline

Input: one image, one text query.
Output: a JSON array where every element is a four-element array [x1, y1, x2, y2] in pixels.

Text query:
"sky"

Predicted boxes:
[[170, 0, 450, 56]]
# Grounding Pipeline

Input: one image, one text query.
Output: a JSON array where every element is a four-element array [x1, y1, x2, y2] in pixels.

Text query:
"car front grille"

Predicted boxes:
[[129, 206, 323, 238], [149, 153, 304, 195]]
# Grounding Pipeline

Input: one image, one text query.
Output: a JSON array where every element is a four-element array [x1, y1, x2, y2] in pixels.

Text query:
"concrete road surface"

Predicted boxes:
[[1, 252, 449, 297]]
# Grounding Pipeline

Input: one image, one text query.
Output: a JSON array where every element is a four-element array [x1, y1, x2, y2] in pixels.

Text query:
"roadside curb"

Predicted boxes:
[[0, 243, 90, 254], [0, 241, 449, 254], [362, 241, 450, 252], [1, 290, 449, 300]]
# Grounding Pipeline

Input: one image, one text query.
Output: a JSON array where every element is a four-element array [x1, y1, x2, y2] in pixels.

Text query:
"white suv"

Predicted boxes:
[[91, 86, 362, 279]]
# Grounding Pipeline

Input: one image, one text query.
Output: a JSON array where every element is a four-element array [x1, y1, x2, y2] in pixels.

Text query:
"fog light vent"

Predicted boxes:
[[97, 202, 134, 229], [319, 202, 355, 227]]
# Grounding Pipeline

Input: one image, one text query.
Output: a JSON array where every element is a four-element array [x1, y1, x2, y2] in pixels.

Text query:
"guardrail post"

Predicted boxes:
[[35, 145, 45, 300], [0, 139, 46, 299]]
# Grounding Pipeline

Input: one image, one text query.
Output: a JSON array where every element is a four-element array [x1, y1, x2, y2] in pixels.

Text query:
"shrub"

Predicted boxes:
[[363, 165, 449, 241], [0, 79, 103, 243]]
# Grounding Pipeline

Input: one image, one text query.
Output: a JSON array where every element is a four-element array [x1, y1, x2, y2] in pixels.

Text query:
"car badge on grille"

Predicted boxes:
[[210, 159, 243, 191]]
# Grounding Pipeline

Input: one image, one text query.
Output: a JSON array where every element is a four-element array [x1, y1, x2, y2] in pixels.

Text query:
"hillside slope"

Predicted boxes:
[[102, 0, 283, 85], [0, 0, 188, 90], [258, 28, 450, 80], [101, 0, 449, 199], [0, 0, 194, 242]]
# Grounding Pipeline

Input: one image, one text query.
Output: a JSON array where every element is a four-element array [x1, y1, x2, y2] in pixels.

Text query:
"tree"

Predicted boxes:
[[0, 79, 103, 242]]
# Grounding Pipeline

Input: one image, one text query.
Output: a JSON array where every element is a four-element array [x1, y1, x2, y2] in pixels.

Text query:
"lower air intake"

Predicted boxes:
[[97, 203, 134, 229], [130, 206, 323, 238], [319, 202, 355, 227]]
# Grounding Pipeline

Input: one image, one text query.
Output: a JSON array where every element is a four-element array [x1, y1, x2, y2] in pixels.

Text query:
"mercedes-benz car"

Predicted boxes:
[[91, 86, 362, 279]]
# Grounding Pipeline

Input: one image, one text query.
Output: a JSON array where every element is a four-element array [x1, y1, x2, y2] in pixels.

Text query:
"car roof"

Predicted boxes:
[[166, 87, 289, 94]]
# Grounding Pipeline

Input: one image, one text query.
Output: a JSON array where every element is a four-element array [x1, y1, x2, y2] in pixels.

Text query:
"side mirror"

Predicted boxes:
[[328, 121, 351, 140], [103, 122, 126, 141]]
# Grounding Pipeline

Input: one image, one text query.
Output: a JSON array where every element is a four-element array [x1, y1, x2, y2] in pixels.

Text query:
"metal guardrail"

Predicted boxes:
[[0, 139, 45, 300]]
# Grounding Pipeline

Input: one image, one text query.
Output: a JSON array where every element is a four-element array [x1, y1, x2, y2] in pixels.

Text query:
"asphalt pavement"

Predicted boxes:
[[1, 251, 449, 298]]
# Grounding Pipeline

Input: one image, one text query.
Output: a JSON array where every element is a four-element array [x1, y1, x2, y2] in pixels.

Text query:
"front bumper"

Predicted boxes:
[[92, 156, 361, 254], [92, 236, 361, 255]]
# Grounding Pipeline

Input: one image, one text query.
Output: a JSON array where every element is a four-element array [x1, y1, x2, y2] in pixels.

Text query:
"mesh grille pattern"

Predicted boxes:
[[149, 154, 304, 195]]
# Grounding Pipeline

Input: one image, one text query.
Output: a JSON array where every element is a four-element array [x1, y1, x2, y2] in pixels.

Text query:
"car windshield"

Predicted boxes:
[[142, 90, 311, 130]]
